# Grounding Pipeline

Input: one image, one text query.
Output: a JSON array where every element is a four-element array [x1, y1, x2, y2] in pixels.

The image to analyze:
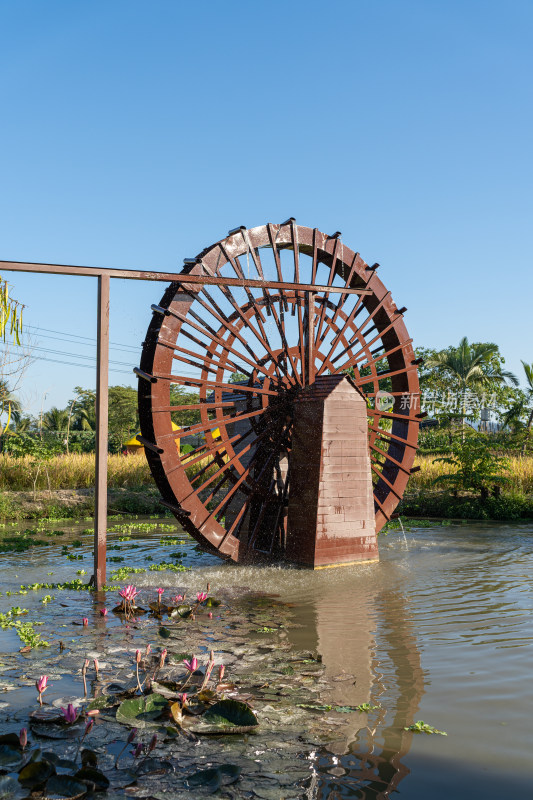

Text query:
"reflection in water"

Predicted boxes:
[[308, 584, 424, 798]]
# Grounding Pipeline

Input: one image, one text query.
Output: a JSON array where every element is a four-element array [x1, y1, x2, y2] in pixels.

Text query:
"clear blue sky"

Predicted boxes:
[[1, 0, 531, 414]]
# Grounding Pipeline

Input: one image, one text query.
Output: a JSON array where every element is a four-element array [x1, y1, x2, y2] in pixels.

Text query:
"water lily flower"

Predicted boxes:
[[183, 656, 198, 673], [60, 703, 78, 724], [157, 588, 164, 598], [135, 649, 142, 664], [171, 594, 183, 603], [127, 728, 138, 743], [132, 743, 143, 760], [119, 585, 140, 607], [147, 734, 157, 753], [145, 644, 152, 656], [85, 718, 94, 734], [196, 592, 208, 603], [82, 618, 88, 627], [99, 608, 108, 617], [87, 709, 100, 717], [36, 675, 48, 705], [19, 728, 27, 749], [208, 611, 213, 619], [159, 648, 167, 668], [94, 658, 100, 675], [218, 664, 225, 682], [177, 692, 188, 706]]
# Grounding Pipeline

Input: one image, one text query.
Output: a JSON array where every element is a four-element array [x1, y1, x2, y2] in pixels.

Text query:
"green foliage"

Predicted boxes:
[[404, 720, 447, 735], [399, 491, 533, 520], [0, 607, 48, 647], [417, 339, 519, 425], [168, 385, 201, 427], [432, 432, 510, 494]]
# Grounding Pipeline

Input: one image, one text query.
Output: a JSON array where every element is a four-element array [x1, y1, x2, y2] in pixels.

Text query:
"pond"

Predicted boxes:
[[0, 517, 531, 798]]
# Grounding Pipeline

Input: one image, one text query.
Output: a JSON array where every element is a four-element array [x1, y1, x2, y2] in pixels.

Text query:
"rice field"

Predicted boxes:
[[410, 454, 533, 494], [0, 451, 531, 495], [0, 452, 213, 491]]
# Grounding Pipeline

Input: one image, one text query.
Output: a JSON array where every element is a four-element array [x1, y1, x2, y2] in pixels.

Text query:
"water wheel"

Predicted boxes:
[[137, 222, 421, 563]]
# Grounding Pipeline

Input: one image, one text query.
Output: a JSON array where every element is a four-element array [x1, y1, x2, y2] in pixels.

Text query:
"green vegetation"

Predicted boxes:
[[0, 606, 48, 647], [404, 720, 447, 735]]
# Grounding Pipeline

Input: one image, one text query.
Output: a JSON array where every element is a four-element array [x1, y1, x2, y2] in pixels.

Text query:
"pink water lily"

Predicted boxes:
[[132, 742, 143, 760], [157, 588, 164, 598], [218, 664, 225, 682], [60, 703, 78, 724], [119, 585, 140, 603], [183, 656, 198, 673], [196, 592, 208, 603], [177, 692, 188, 706], [19, 728, 27, 749], [82, 618, 88, 627], [135, 649, 142, 664], [35, 675, 48, 705], [171, 594, 183, 603], [99, 608, 108, 617], [159, 648, 167, 668], [94, 658, 100, 674]]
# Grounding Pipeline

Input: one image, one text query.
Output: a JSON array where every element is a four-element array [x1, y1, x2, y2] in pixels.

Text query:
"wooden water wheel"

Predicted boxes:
[[137, 222, 421, 565]]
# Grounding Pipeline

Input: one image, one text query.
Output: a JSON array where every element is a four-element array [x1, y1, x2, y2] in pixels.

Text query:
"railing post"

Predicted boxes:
[[94, 273, 109, 589]]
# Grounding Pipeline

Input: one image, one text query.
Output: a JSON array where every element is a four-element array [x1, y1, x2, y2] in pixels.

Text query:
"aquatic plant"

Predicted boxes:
[[60, 703, 79, 724], [404, 720, 447, 735], [35, 675, 48, 705]]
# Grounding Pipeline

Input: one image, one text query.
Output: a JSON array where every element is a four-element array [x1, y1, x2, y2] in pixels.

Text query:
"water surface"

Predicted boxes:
[[0, 518, 531, 798]]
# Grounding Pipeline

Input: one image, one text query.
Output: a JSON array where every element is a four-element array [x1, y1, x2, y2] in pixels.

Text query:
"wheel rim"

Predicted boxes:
[[138, 223, 420, 560]]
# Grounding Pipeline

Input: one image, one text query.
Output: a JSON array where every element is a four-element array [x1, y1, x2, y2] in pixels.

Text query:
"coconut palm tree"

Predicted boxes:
[[425, 337, 518, 436], [43, 407, 69, 431], [502, 361, 533, 453]]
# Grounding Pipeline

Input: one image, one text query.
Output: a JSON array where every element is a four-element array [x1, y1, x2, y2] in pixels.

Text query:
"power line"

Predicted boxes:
[[25, 325, 139, 353]]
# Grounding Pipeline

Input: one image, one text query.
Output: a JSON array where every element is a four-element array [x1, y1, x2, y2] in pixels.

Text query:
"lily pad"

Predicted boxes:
[[18, 760, 55, 788], [136, 758, 174, 776], [73, 768, 110, 791], [80, 750, 98, 768], [158, 626, 171, 639], [0, 746, 22, 770], [204, 598, 221, 608], [0, 775, 24, 800], [204, 700, 258, 727], [44, 775, 87, 799], [175, 605, 193, 619], [188, 700, 258, 735], [0, 735, 21, 749], [87, 695, 116, 711], [185, 764, 240, 794], [116, 693, 168, 729]]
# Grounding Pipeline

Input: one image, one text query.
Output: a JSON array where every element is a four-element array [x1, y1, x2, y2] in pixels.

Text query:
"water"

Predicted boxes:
[[1, 518, 532, 798]]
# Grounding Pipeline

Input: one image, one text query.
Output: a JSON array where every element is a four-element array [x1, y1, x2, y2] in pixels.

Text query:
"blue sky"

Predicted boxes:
[[0, 0, 531, 414]]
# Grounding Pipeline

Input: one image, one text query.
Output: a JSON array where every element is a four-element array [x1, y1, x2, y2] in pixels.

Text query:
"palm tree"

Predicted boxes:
[[502, 361, 533, 453], [426, 337, 518, 436], [75, 406, 96, 431], [43, 407, 69, 432]]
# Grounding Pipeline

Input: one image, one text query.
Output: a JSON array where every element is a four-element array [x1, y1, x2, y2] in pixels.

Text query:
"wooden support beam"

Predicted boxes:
[[94, 274, 109, 590]]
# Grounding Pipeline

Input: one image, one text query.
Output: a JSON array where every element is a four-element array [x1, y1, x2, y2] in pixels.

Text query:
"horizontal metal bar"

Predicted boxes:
[[0, 260, 372, 295]]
